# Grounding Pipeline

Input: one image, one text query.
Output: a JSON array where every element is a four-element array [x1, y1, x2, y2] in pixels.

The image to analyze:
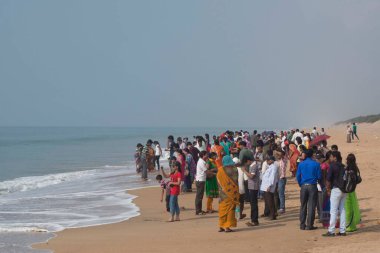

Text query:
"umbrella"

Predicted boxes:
[[310, 134, 330, 146]]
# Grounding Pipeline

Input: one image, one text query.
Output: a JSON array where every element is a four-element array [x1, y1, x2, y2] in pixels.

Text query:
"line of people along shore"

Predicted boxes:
[[134, 127, 362, 236]]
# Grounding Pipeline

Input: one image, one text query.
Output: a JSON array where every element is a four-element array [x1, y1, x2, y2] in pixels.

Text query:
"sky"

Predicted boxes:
[[1, 0, 379, 128]]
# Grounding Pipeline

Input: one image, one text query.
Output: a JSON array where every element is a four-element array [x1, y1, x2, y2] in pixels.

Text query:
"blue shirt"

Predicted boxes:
[[296, 158, 322, 186]]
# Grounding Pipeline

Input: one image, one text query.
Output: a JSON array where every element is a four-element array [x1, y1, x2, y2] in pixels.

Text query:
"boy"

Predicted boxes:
[[156, 174, 170, 212]]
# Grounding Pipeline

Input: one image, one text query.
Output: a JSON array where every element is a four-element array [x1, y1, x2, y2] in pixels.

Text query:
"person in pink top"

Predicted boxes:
[[160, 161, 182, 222]]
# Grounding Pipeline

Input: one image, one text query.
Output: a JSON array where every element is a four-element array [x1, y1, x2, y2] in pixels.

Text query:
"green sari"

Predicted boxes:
[[345, 191, 361, 232], [206, 159, 219, 198]]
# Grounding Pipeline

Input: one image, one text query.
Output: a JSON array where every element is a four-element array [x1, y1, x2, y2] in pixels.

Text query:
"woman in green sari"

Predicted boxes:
[[345, 154, 361, 232], [206, 152, 219, 213]]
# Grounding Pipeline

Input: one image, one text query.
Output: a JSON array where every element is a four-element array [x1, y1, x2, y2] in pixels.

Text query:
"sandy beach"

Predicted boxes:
[[34, 124, 380, 253]]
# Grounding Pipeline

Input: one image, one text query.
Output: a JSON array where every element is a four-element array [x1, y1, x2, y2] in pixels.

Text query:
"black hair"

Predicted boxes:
[[253, 130, 257, 134], [209, 152, 217, 158], [136, 143, 143, 148], [296, 137, 303, 145], [147, 139, 153, 145], [239, 141, 247, 147], [257, 140, 264, 147], [173, 161, 182, 173], [186, 141, 193, 146], [199, 150, 208, 158], [214, 139, 220, 145], [346, 153, 359, 174], [156, 174, 163, 181], [331, 151, 342, 163], [153, 141, 159, 145], [168, 135, 174, 140], [331, 144, 338, 151], [305, 149, 314, 158]]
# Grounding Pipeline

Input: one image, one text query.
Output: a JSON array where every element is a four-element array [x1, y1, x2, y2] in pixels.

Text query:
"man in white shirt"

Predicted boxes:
[[260, 156, 279, 220], [233, 158, 248, 219], [291, 129, 304, 143], [195, 151, 208, 215]]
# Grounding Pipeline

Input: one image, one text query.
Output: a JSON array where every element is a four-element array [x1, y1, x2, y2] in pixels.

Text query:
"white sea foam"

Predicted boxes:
[[0, 170, 94, 194]]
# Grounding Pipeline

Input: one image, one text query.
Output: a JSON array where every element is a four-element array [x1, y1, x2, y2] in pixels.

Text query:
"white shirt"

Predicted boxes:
[[236, 167, 247, 194], [260, 163, 279, 193], [155, 145, 161, 156], [195, 158, 207, 182], [260, 161, 269, 180], [179, 142, 186, 150], [291, 132, 304, 143], [195, 144, 206, 152]]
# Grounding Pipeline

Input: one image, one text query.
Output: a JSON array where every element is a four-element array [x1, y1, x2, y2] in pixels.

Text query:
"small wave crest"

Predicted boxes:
[[0, 170, 94, 195]]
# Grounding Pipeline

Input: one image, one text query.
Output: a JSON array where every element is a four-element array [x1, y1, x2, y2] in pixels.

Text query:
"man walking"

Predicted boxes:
[[296, 149, 321, 230], [352, 123, 359, 140]]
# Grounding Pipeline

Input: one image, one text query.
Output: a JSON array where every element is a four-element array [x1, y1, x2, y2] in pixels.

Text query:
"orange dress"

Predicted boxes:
[[210, 145, 224, 169]]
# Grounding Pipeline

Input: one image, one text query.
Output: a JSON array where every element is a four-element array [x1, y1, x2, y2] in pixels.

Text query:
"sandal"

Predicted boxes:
[[225, 228, 234, 233], [218, 228, 225, 232]]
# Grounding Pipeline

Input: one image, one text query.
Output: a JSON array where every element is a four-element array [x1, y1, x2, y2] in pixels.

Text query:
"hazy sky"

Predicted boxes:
[[1, 0, 379, 128]]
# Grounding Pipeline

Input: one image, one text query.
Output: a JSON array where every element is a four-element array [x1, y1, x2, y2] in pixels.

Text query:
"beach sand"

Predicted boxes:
[[34, 124, 380, 253]]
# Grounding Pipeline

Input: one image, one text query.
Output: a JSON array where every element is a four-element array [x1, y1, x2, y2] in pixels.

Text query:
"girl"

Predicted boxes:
[[160, 161, 182, 222], [345, 153, 361, 232]]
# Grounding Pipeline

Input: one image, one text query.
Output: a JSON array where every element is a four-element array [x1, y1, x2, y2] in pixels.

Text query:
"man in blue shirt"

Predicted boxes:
[[296, 149, 322, 230]]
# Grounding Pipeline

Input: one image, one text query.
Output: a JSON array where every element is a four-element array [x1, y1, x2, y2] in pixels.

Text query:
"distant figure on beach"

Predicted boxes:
[[146, 140, 155, 171], [260, 156, 278, 221], [134, 143, 143, 173], [166, 135, 175, 159], [321, 127, 326, 135], [195, 151, 208, 215], [160, 161, 182, 222], [154, 141, 162, 170], [217, 156, 239, 232], [351, 123, 359, 140], [346, 125, 352, 143]]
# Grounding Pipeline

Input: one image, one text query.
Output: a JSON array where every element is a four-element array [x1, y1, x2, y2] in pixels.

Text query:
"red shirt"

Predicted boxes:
[[170, 172, 181, 196]]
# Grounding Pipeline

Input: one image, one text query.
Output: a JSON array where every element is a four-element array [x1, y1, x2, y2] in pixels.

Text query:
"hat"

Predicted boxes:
[[222, 156, 235, 167], [232, 157, 240, 164]]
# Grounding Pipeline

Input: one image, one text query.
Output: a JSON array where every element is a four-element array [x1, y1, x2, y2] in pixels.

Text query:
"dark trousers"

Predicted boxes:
[[165, 194, 170, 212], [239, 193, 245, 216], [264, 191, 276, 219], [274, 183, 280, 211], [155, 155, 160, 170], [249, 190, 259, 223], [300, 184, 318, 228], [351, 132, 359, 140], [195, 181, 205, 214], [244, 180, 250, 202], [185, 174, 192, 191]]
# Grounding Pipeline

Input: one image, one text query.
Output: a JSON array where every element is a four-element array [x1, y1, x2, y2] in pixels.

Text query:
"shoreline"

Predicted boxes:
[[34, 124, 380, 253]]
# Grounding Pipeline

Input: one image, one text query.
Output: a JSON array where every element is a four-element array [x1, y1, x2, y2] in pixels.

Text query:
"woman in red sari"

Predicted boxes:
[[288, 143, 300, 177]]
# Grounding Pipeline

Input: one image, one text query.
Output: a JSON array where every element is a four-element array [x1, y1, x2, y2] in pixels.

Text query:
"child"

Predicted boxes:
[[156, 174, 170, 212]]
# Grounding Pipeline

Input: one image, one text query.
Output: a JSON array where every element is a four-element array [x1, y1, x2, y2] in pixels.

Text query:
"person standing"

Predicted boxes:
[[352, 123, 360, 140], [296, 149, 321, 230], [217, 155, 240, 232], [277, 150, 288, 214], [242, 160, 261, 226], [206, 152, 219, 213], [160, 161, 182, 222], [323, 151, 347, 236], [260, 156, 279, 220], [195, 151, 208, 215], [345, 153, 361, 232], [346, 125, 352, 143], [154, 141, 162, 170]]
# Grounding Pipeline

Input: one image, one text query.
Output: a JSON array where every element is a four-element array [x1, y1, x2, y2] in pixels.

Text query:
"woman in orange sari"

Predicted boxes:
[[217, 155, 240, 232], [288, 143, 299, 177], [210, 139, 224, 168]]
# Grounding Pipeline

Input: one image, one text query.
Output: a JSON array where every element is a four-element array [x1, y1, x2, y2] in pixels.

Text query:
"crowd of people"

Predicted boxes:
[[135, 127, 362, 236]]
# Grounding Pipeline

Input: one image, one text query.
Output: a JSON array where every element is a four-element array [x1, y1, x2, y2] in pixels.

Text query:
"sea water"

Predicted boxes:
[[0, 127, 228, 252]]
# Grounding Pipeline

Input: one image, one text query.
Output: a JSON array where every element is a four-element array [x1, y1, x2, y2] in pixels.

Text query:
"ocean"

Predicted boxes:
[[0, 126, 229, 252]]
